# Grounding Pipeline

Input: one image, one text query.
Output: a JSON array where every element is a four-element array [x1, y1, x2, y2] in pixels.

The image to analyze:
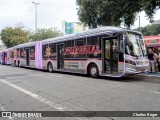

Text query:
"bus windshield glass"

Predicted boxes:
[[139, 37, 147, 57], [125, 32, 145, 57]]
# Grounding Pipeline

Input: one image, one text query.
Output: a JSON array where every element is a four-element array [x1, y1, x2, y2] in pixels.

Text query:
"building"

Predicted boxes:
[[144, 35, 160, 53], [62, 21, 88, 35]]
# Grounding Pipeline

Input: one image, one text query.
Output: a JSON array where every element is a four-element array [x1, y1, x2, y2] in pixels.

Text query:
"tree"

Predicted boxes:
[[29, 27, 62, 41], [0, 25, 30, 48], [137, 24, 160, 36], [142, 0, 160, 22], [76, 0, 160, 28]]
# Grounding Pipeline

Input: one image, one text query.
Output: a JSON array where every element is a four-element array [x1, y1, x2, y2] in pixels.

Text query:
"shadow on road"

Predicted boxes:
[[5, 66, 160, 85]]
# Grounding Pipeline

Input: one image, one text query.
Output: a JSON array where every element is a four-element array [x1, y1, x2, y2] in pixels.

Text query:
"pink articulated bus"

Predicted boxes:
[[3, 26, 149, 77], [0, 49, 11, 65], [0, 51, 2, 64]]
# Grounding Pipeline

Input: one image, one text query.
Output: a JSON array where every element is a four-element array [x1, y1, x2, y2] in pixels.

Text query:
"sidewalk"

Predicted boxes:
[[138, 72, 160, 78]]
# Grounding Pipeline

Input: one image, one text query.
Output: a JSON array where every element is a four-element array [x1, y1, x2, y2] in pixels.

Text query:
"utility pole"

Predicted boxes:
[[32, 2, 40, 32], [139, 15, 141, 32]]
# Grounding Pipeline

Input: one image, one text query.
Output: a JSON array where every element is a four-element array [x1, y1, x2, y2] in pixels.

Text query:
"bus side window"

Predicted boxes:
[[30, 46, 35, 59], [42, 44, 49, 59], [20, 48, 24, 58], [119, 35, 124, 62], [75, 38, 86, 58], [49, 43, 56, 58], [65, 40, 74, 58], [87, 36, 101, 58], [17, 49, 20, 58], [119, 34, 123, 53]]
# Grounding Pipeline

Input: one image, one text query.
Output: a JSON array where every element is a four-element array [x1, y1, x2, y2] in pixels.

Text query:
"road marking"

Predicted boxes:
[[33, 74, 63, 78], [0, 79, 86, 120], [0, 104, 14, 120], [0, 104, 5, 111], [49, 74, 63, 77], [149, 91, 160, 94]]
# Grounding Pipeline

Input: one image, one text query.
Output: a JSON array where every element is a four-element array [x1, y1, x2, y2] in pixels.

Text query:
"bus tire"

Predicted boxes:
[[88, 64, 99, 78], [18, 61, 20, 67], [48, 62, 53, 72], [14, 60, 16, 66]]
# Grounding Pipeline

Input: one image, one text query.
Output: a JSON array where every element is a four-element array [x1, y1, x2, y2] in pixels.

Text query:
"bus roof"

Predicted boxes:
[[10, 26, 141, 48], [41, 26, 126, 44], [41, 26, 141, 44], [12, 41, 36, 49]]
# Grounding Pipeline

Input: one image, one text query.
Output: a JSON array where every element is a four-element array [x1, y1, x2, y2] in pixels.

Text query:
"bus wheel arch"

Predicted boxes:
[[47, 62, 53, 72], [87, 62, 99, 78]]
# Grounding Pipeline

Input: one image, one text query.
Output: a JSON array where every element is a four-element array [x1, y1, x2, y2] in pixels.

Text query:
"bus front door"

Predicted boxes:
[[26, 48, 30, 66], [102, 38, 118, 74], [57, 44, 64, 69]]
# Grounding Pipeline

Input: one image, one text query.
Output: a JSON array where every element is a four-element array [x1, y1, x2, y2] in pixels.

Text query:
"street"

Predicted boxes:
[[0, 65, 160, 120]]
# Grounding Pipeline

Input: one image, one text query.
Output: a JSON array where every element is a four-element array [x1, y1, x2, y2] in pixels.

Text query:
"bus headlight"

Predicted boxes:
[[143, 60, 149, 65], [125, 60, 136, 65], [136, 60, 143, 65]]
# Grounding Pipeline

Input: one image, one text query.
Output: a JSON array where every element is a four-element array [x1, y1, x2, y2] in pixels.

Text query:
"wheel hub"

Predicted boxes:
[[91, 67, 96, 75], [49, 65, 52, 71]]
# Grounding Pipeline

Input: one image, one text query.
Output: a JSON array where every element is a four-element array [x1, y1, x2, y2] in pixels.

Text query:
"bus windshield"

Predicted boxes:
[[125, 32, 145, 58], [139, 38, 147, 57]]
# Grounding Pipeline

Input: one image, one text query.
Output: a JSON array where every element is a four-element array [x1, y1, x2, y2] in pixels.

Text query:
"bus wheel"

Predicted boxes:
[[14, 61, 16, 66], [48, 62, 53, 72], [18, 61, 20, 67], [89, 64, 99, 78]]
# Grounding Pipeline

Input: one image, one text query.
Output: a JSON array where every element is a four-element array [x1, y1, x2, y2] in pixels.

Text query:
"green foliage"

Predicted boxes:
[[0, 25, 62, 48], [29, 27, 62, 41], [142, 0, 160, 22], [76, 0, 160, 28], [0, 25, 30, 48], [137, 24, 160, 36]]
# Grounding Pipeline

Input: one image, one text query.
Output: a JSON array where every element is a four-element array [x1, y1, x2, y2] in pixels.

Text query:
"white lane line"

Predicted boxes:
[[49, 74, 63, 78], [33, 74, 63, 78], [0, 79, 85, 120], [149, 91, 160, 94], [0, 104, 5, 111], [0, 104, 14, 120]]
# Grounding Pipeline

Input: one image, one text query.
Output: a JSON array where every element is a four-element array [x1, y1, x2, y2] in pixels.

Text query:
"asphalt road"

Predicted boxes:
[[0, 65, 160, 120]]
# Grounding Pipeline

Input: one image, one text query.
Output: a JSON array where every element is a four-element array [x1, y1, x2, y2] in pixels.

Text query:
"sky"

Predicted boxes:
[[0, 0, 160, 32]]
